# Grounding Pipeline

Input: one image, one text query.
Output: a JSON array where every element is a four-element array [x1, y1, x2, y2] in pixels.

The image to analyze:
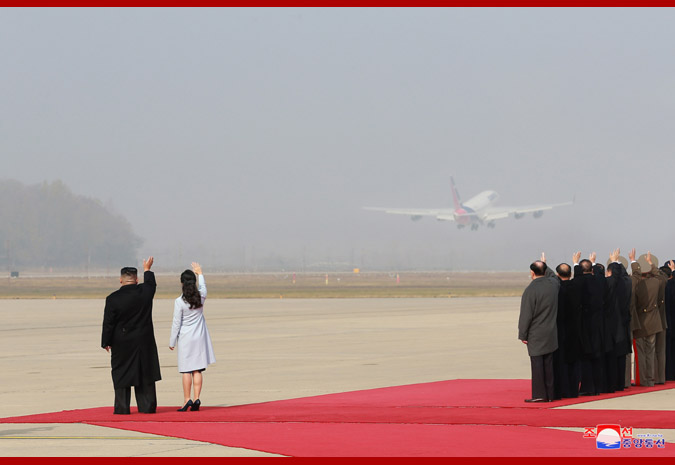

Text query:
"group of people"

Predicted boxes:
[[518, 249, 675, 402], [100, 248, 675, 412], [101, 258, 216, 414]]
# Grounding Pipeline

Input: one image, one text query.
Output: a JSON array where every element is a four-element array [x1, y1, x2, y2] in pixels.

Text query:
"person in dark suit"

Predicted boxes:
[[102, 257, 162, 414], [518, 253, 559, 403], [573, 252, 607, 396], [604, 250, 633, 392], [653, 260, 669, 385], [629, 249, 663, 387], [664, 260, 675, 381], [552, 262, 582, 399]]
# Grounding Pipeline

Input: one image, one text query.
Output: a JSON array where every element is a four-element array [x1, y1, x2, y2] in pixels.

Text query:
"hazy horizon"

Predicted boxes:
[[3, 8, 675, 272]]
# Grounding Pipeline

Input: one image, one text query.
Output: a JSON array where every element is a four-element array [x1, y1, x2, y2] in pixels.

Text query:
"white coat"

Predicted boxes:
[[169, 274, 216, 372]]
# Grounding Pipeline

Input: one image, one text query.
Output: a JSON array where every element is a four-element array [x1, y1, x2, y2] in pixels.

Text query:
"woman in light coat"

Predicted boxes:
[[169, 262, 216, 411]]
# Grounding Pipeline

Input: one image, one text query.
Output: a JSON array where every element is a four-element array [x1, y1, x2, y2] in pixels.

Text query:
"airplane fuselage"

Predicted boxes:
[[455, 190, 499, 224]]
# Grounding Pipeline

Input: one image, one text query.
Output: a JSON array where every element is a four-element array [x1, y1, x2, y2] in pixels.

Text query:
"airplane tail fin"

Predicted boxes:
[[450, 176, 462, 210]]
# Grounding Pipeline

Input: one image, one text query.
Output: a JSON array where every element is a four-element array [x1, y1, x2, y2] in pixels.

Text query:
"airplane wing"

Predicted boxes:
[[482, 199, 574, 221], [363, 207, 456, 221]]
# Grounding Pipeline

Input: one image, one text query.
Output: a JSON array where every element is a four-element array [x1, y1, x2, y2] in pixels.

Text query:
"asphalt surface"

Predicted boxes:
[[1, 297, 673, 456]]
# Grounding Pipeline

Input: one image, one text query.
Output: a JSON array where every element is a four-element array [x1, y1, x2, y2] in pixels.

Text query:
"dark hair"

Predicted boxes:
[[120, 267, 137, 278], [579, 259, 592, 273], [556, 263, 572, 279], [608, 262, 623, 277], [530, 261, 547, 277], [660, 266, 672, 278], [181, 270, 201, 309]]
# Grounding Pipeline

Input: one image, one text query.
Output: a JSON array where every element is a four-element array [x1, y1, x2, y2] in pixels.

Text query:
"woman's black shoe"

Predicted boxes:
[[191, 399, 201, 411], [177, 400, 193, 412]]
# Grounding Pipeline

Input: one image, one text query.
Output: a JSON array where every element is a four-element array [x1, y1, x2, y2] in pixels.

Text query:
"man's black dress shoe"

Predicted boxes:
[[191, 399, 201, 411], [524, 398, 548, 403], [177, 399, 193, 412]]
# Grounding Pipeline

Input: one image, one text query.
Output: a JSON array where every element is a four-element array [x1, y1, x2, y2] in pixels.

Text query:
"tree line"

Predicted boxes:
[[0, 179, 141, 270]]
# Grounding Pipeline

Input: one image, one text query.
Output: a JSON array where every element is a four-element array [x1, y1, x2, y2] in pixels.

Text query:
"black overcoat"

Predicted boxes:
[[558, 277, 583, 364], [666, 279, 675, 341], [619, 268, 634, 355], [604, 266, 632, 356], [574, 264, 607, 357], [101, 271, 162, 389]]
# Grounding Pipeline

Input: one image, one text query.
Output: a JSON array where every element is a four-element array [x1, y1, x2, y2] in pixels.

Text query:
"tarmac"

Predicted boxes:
[[1, 297, 674, 456]]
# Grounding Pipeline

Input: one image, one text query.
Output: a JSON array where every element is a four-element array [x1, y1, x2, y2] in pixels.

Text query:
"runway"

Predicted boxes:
[[1, 298, 674, 456]]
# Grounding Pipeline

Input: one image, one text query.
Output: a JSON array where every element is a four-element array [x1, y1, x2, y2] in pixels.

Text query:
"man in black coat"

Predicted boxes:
[[653, 261, 669, 385], [604, 251, 632, 392], [552, 262, 582, 399], [663, 261, 675, 380], [574, 252, 607, 396], [102, 257, 161, 414]]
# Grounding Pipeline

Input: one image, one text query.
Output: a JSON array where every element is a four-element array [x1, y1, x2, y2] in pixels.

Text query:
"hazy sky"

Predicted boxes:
[[2, 8, 675, 271]]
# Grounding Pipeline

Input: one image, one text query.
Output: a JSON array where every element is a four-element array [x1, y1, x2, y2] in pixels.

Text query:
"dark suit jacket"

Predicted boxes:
[[666, 279, 675, 340], [655, 268, 669, 331], [605, 265, 632, 356], [557, 277, 583, 363], [574, 264, 607, 357], [102, 271, 162, 389]]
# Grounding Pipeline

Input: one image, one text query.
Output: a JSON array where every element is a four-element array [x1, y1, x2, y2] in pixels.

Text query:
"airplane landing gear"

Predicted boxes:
[[470, 224, 479, 231]]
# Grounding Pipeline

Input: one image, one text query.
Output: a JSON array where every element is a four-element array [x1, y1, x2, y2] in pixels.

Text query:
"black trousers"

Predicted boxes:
[[114, 382, 157, 414], [580, 356, 604, 395], [667, 335, 675, 381], [530, 352, 555, 401], [553, 346, 581, 399], [603, 352, 617, 393], [615, 354, 627, 391]]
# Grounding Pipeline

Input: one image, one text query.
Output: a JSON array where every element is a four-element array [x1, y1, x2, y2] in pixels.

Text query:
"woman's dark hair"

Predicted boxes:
[[181, 270, 201, 309]]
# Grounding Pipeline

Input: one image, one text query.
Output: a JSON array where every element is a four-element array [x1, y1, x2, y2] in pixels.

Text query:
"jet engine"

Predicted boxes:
[[410, 215, 423, 221], [533, 210, 544, 219], [514, 212, 525, 219]]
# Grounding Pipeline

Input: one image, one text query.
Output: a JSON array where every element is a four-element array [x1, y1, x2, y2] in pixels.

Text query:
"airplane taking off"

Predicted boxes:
[[364, 177, 574, 231]]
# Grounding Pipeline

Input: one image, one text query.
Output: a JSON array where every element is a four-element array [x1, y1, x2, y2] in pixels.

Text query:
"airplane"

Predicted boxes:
[[364, 177, 574, 231]]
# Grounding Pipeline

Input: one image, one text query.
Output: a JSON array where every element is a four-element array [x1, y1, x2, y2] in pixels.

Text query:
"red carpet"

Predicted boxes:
[[2, 379, 674, 456], [87, 422, 674, 457]]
